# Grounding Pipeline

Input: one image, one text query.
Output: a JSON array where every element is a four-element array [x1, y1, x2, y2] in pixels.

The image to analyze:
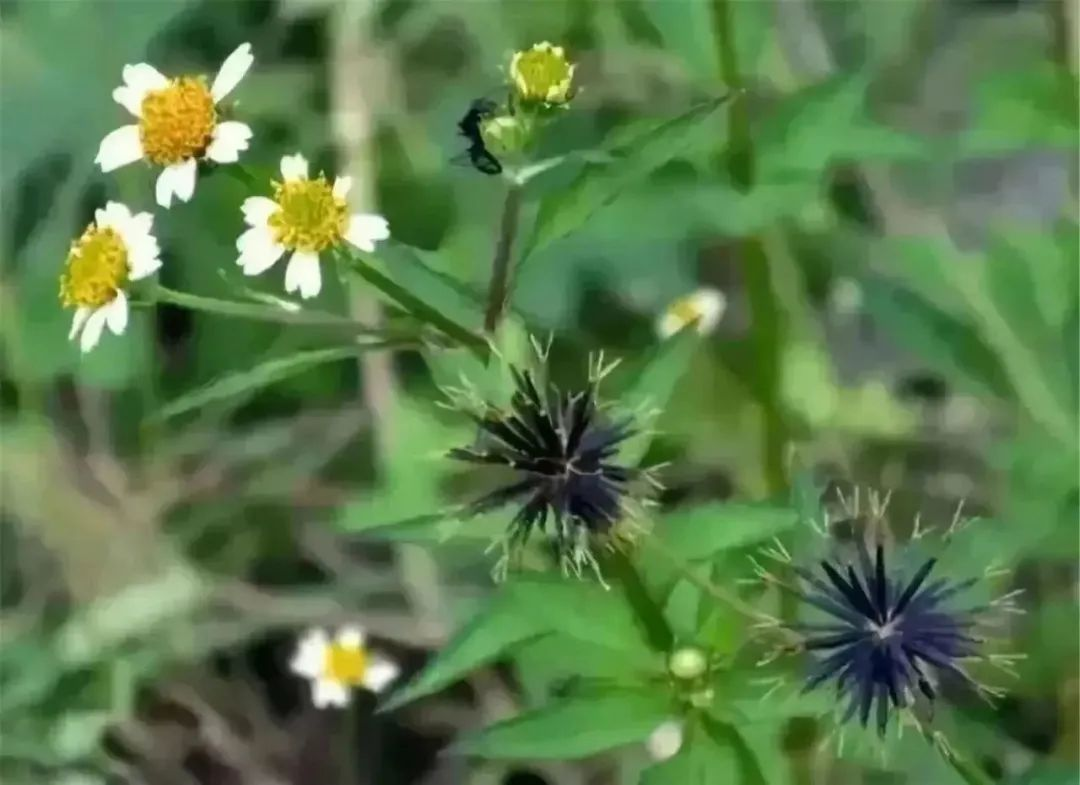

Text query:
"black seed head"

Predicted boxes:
[[793, 542, 985, 736], [448, 364, 646, 578]]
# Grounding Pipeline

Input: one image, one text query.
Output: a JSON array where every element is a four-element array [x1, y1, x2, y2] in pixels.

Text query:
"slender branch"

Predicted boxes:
[[151, 284, 393, 334], [483, 184, 524, 333]]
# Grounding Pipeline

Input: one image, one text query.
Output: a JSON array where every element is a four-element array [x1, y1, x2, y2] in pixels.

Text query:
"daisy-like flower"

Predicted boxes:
[[656, 288, 725, 339], [509, 42, 575, 107], [59, 201, 162, 353], [446, 351, 652, 579], [289, 626, 400, 709], [235, 154, 391, 299], [95, 43, 255, 209], [754, 491, 1018, 737]]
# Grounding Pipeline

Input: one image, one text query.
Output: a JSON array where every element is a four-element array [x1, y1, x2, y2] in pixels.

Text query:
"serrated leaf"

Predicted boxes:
[[863, 281, 1012, 401], [508, 576, 658, 658], [658, 502, 797, 561], [150, 346, 362, 422], [456, 689, 673, 759], [521, 96, 732, 261], [381, 591, 544, 711]]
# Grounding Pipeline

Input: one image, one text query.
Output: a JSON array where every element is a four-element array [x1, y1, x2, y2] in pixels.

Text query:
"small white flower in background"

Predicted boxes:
[[646, 720, 684, 761], [290, 626, 400, 708], [656, 287, 726, 338], [95, 43, 255, 209], [235, 153, 391, 300], [60, 202, 162, 353]]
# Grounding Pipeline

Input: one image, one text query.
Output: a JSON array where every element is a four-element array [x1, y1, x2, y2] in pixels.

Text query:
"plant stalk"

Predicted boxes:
[[483, 183, 524, 333], [711, 0, 788, 495]]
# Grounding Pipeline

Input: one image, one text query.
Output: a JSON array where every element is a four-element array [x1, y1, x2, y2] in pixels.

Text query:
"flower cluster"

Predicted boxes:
[[63, 43, 392, 352]]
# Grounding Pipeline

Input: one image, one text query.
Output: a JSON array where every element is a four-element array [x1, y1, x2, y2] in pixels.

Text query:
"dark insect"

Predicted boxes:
[[448, 365, 641, 574], [793, 543, 986, 735], [457, 98, 502, 176]]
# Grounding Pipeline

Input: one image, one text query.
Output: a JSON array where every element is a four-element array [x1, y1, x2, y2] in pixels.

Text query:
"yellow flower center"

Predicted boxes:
[[669, 297, 703, 325], [139, 76, 217, 166], [323, 642, 367, 685], [59, 225, 129, 309], [513, 45, 573, 104], [268, 176, 347, 253]]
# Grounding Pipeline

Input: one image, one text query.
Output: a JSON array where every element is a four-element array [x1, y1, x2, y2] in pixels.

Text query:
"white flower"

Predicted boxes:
[[235, 153, 391, 300], [60, 202, 162, 353], [95, 43, 255, 209], [656, 288, 726, 339], [290, 626, 400, 709]]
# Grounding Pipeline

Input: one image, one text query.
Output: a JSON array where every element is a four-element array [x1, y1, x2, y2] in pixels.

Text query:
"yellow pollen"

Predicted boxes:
[[513, 45, 572, 104], [139, 76, 217, 166], [669, 297, 703, 325], [59, 225, 129, 309], [323, 642, 367, 685], [268, 177, 347, 253]]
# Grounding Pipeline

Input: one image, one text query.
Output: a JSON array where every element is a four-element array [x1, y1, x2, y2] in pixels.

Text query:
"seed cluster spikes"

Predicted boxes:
[[448, 366, 638, 572], [795, 543, 983, 735]]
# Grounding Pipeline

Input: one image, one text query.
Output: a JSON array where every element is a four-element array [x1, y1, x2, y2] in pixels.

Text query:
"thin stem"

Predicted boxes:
[[151, 284, 393, 335], [483, 183, 523, 333]]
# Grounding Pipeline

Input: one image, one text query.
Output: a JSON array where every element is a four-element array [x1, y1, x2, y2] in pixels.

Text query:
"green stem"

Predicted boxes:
[[152, 284, 393, 334], [483, 183, 523, 333], [711, 0, 788, 495]]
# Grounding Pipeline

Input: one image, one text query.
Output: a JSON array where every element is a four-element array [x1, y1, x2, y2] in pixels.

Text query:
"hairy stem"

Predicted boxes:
[[483, 183, 524, 333]]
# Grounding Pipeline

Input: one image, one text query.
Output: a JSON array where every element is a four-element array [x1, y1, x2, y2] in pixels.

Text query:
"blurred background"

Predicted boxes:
[[1, 0, 1077, 783]]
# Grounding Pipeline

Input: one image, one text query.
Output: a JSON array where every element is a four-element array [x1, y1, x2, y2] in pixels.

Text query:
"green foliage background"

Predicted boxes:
[[1, 0, 1076, 784]]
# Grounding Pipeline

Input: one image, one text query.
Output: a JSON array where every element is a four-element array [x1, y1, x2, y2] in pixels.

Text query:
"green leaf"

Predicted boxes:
[[381, 591, 544, 711], [863, 281, 1012, 401], [149, 346, 363, 422], [506, 576, 658, 658], [617, 326, 701, 465], [521, 96, 732, 261], [658, 502, 797, 561], [456, 689, 673, 759]]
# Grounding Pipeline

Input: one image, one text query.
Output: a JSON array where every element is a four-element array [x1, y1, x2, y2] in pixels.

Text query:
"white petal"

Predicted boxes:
[[236, 226, 284, 276], [312, 679, 350, 709], [95, 125, 143, 173], [336, 626, 365, 649], [279, 153, 308, 182], [241, 196, 277, 227], [129, 244, 162, 280], [284, 251, 321, 299], [361, 657, 399, 694], [122, 63, 168, 92], [344, 213, 390, 253], [104, 290, 129, 335], [79, 307, 109, 353], [290, 630, 329, 679], [206, 121, 252, 164], [97, 201, 133, 233], [112, 86, 146, 117], [332, 176, 352, 199], [68, 307, 91, 340], [211, 42, 254, 103], [155, 159, 197, 209]]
